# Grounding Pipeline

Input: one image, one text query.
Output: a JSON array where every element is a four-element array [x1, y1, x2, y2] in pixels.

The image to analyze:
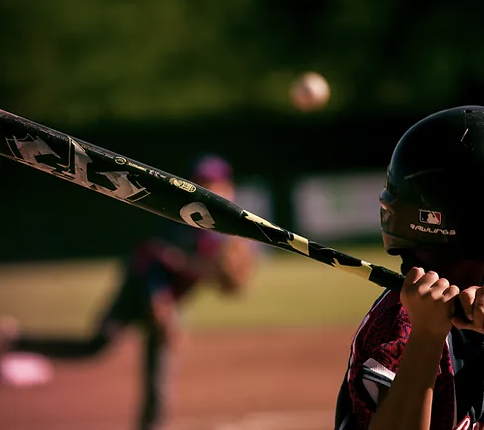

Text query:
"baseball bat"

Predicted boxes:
[[0, 108, 405, 292]]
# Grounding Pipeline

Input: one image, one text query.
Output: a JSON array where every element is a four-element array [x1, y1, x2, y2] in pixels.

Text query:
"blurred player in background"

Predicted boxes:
[[0, 154, 258, 430]]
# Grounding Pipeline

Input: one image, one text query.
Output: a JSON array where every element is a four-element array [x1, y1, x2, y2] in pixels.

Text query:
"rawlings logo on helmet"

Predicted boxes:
[[409, 224, 456, 235]]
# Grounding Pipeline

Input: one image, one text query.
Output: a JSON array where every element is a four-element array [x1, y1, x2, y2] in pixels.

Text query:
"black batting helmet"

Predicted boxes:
[[380, 105, 484, 259]]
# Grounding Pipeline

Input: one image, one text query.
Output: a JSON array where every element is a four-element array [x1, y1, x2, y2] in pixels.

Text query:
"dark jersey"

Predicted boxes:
[[125, 222, 229, 300], [335, 290, 484, 430]]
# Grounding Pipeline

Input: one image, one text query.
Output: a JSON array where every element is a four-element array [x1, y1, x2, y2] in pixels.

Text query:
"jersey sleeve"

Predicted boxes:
[[346, 291, 411, 428]]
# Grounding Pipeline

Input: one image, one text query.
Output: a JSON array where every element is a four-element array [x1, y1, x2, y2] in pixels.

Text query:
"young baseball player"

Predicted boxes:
[[334, 105, 484, 430], [1, 154, 258, 430]]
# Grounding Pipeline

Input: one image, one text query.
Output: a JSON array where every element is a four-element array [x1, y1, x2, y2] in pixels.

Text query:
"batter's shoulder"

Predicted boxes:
[[347, 290, 411, 377], [354, 290, 411, 348]]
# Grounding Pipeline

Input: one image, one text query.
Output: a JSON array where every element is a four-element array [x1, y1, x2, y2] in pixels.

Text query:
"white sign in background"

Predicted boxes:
[[236, 179, 273, 221], [292, 172, 386, 240], [235, 172, 385, 242]]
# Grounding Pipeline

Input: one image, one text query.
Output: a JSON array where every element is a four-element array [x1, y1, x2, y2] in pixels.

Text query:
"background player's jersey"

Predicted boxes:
[[334, 290, 484, 430], [126, 220, 229, 300]]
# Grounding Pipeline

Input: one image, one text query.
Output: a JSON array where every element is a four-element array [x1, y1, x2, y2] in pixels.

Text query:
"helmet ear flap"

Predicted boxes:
[[379, 185, 396, 227], [380, 186, 396, 206], [380, 186, 404, 255]]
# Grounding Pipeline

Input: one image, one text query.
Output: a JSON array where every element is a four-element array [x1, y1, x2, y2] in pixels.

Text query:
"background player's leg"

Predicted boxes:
[[138, 328, 170, 430], [136, 284, 185, 430], [2, 275, 138, 359], [7, 318, 125, 358], [0, 315, 125, 388]]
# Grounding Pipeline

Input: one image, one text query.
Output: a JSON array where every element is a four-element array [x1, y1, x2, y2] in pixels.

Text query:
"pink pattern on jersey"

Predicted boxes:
[[347, 290, 455, 430]]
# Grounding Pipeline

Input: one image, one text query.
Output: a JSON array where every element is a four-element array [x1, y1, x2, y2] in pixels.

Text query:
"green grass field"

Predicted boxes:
[[0, 246, 401, 336]]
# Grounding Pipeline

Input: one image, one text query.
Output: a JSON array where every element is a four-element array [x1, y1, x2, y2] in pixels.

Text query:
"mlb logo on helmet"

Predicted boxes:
[[419, 209, 442, 225]]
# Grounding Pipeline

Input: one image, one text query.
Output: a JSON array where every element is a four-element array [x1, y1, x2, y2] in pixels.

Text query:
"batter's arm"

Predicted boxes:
[[369, 332, 445, 430]]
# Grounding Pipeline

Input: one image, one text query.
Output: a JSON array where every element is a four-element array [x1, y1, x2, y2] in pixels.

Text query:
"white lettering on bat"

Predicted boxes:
[[6, 134, 149, 202], [180, 202, 216, 229]]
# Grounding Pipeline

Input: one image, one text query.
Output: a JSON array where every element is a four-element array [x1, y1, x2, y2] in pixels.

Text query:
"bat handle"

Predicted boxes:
[[369, 264, 469, 321], [369, 265, 405, 291]]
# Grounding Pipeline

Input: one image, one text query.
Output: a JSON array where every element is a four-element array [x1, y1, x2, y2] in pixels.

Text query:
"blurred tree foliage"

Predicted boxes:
[[0, 0, 483, 126]]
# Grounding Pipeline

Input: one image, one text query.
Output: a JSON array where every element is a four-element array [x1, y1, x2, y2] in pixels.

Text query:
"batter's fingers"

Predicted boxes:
[[472, 288, 484, 328], [430, 278, 450, 299], [430, 278, 451, 300], [404, 267, 426, 286], [442, 284, 460, 300], [459, 287, 479, 321], [401, 267, 426, 299], [415, 271, 440, 295]]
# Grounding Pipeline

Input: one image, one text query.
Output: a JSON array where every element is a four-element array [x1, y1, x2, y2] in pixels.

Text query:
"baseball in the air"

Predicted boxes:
[[289, 72, 331, 112]]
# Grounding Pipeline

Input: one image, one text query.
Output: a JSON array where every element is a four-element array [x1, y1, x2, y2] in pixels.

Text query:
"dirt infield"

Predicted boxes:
[[0, 326, 356, 430]]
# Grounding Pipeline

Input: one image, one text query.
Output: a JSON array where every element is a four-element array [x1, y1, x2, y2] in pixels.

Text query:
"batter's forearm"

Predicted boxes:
[[369, 332, 445, 430]]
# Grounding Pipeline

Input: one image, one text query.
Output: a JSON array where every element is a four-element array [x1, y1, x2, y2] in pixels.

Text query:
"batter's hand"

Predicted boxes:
[[401, 268, 460, 339], [452, 286, 484, 333]]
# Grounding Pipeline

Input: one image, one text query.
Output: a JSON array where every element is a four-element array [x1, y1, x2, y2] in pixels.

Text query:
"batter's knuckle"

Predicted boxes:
[[409, 266, 424, 277], [404, 267, 424, 287], [416, 282, 429, 296], [430, 289, 444, 300], [425, 270, 439, 280], [448, 285, 460, 295], [420, 272, 439, 286], [435, 278, 450, 288]]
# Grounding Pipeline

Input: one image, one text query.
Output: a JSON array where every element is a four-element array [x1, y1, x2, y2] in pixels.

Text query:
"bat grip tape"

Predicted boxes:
[[368, 265, 404, 291]]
